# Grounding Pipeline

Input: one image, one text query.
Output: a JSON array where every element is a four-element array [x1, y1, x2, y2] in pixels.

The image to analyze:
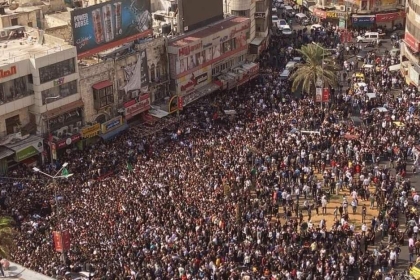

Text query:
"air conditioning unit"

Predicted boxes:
[[76, 121, 82, 127], [57, 131, 63, 138], [73, 127, 80, 133], [346, 7, 352, 12], [339, 5, 346, 11], [169, 11, 175, 17]]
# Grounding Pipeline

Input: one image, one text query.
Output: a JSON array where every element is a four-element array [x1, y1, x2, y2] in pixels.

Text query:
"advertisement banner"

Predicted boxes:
[[322, 88, 330, 102], [177, 66, 211, 94], [376, 11, 405, 22], [352, 16, 375, 26], [124, 93, 151, 120], [81, 123, 101, 138], [53, 230, 71, 253], [122, 50, 149, 93], [315, 87, 322, 102], [373, 0, 398, 9], [313, 9, 326, 19], [101, 116, 122, 134], [405, 32, 419, 53], [70, 0, 153, 58], [56, 133, 82, 149]]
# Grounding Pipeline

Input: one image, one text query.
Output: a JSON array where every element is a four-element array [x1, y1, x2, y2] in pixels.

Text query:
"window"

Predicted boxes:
[[42, 80, 78, 105], [156, 62, 161, 79], [0, 76, 33, 105], [93, 85, 114, 110], [361, 0, 367, 10], [256, 18, 266, 32], [231, 10, 250, 17], [5, 115, 20, 135], [222, 41, 232, 53], [39, 58, 76, 84], [256, 2, 265, 12], [28, 22, 33, 27], [11, 18, 18, 26]]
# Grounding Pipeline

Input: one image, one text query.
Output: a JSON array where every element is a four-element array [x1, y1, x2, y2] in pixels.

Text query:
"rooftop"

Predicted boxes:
[[4, 261, 54, 280], [169, 16, 249, 47], [0, 28, 73, 66], [45, 11, 71, 23]]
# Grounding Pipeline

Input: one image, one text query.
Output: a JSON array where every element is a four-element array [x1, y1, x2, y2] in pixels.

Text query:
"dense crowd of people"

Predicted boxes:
[[0, 19, 417, 280]]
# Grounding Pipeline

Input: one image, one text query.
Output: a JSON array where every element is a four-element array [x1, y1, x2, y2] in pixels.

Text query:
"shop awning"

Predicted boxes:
[[100, 123, 129, 141], [93, 80, 113, 90], [250, 37, 265, 46], [0, 147, 14, 159], [196, 82, 221, 96], [389, 64, 401, 72], [6, 135, 43, 152], [43, 99, 84, 119], [149, 107, 170, 118]]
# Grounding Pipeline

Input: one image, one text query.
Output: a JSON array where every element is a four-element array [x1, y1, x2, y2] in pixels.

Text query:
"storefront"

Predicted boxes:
[[80, 123, 101, 148], [124, 93, 151, 121], [100, 116, 129, 141], [235, 63, 260, 87], [0, 147, 14, 175], [376, 11, 405, 29], [52, 133, 82, 159], [168, 16, 250, 106], [249, 36, 269, 55], [311, 8, 326, 21], [351, 15, 375, 28], [6, 135, 44, 164]]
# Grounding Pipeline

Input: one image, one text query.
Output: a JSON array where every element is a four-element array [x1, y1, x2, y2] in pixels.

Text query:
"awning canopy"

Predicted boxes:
[[149, 107, 170, 119], [93, 80, 113, 90], [100, 123, 129, 141], [43, 99, 84, 119], [0, 147, 14, 159], [196, 82, 221, 96], [250, 37, 265, 46], [5, 135, 43, 152], [389, 64, 401, 72]]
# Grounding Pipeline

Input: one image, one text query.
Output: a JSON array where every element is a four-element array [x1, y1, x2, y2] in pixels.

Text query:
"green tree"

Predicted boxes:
[[289, 43, 338, 95], [0, 217, 14, 258]]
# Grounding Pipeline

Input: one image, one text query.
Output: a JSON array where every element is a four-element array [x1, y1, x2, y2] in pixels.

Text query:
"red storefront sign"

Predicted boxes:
[[237, 64, 260, 86], [178, 96, 184, 110], [56, 133, 81, 149], [53, 230, 71, 252], [313, 8, 327, 19], [405, 32, 419, 53], [376, 11, 405, 22], [124, 94, 151, 120]]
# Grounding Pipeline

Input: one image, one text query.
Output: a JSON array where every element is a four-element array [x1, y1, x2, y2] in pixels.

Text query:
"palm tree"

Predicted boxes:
[[0, 217, 14, 258], [289, 43, 338, 96]]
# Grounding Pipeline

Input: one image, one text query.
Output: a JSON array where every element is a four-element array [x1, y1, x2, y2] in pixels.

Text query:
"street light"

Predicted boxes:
[[44, 95, 61, 164], [33, 163, 72, 266]]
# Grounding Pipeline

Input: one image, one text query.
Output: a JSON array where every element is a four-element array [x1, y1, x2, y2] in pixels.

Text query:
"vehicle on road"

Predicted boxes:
[[284, 5, 295, 17], [357, 50, 369, 61], [272, 15, 280, 28], [311, 24, 323, 30], [282, 25, 293, 35], [278, 19, 288, 30], [356, 32, 380, 43], [409, 262, 420, 280]]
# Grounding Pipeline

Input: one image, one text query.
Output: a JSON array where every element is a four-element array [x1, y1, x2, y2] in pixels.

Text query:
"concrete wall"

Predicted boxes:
[[0, 107, 30, 138], [0, 9, 39, 29], [79, 38, 166, 121], [79, 61, 115, 122], [45, 26, 72, 42]]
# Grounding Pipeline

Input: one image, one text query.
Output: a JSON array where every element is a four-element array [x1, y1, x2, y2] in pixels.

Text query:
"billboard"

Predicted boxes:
[[182, 0, 224, 32], [71, 0, 152, 58]]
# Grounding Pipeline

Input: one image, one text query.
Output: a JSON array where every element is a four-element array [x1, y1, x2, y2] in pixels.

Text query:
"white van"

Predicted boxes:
[[357, 32, 380, 43], [284, 6, 295, 16]]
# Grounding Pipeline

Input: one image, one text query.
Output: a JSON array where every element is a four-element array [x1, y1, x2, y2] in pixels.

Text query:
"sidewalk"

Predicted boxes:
[[1, 261, 54, 280]]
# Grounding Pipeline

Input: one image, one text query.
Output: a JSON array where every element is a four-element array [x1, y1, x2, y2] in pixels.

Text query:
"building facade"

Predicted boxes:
[[400, 0, 420, 88], [167, 16, 259, 111], [0, 31, 82, 172], [78, 37, 167, 141], [310, 0, 405, 30], [224, 0, 270, 55]]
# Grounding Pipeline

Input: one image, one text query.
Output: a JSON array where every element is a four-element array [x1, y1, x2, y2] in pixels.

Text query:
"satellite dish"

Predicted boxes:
[[9, 1, 19, 10]]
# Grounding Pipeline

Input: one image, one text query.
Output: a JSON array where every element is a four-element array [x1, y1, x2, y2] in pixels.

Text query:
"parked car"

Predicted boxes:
[[278, 19, 288, 30]]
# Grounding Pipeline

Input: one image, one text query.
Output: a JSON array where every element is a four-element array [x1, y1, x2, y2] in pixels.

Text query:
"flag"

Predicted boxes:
[[127, 162, 133, 172], [61, 168, 69, 176]]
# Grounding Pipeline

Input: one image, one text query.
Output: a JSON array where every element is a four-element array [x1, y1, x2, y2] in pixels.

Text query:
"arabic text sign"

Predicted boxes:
[[0, 66, 17, 80]]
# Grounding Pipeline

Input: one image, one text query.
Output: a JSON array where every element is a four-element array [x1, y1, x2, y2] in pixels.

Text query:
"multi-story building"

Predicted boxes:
[[166, 16, 259, 111], [0, 28, 82, 173], [400, 0, 420, 88], [224, 0, 270, 55], [311, 0, 405, 30]]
